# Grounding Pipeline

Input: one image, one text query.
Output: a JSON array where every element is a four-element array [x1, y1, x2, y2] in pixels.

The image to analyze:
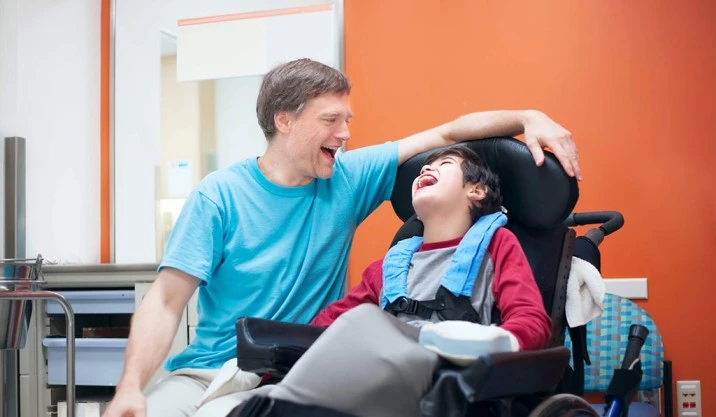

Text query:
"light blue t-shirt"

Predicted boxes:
[[160, 141, 399, 370]]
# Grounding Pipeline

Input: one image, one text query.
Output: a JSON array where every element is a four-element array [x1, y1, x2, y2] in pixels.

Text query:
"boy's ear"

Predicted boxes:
[[467, 184, 487, 204]]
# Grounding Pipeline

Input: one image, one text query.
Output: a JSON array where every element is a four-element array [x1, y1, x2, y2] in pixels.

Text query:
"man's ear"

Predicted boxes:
[[274, 112, 293, 134], [467, 184, 487, 204]]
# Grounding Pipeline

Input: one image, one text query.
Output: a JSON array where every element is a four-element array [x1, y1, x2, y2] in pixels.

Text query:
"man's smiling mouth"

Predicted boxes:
[[321, 146, 339, 160]]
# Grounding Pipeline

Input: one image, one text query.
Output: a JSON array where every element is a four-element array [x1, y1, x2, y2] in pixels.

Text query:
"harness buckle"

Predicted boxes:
[[396, 297, 419, 315]]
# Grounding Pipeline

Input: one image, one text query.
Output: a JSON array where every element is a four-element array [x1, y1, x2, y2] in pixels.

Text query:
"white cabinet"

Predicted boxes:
[[16, 266, 199, 417]]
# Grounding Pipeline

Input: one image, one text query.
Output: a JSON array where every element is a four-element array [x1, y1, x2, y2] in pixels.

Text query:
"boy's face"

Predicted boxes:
[[411, 155, 486, 221]]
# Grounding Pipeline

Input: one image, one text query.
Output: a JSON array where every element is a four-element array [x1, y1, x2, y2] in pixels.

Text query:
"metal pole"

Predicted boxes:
[[0, 350, 4, 417], [0, 291, 75, 417], [5, 137, 26, 258], [2, 137, 25, 417]]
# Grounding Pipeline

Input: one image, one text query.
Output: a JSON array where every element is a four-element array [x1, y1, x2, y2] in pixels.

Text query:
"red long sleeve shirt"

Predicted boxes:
[[311, 228, 552, 351]]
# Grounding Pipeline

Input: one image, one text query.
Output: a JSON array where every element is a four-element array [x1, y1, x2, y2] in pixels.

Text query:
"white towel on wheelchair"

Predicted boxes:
[[565, 256, 605, 327], [194, 358, 261, 408]]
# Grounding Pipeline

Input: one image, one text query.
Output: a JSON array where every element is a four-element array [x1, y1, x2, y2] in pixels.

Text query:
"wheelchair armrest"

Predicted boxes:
[[421, 347, 570, 415], [235, 317, 326, 378]]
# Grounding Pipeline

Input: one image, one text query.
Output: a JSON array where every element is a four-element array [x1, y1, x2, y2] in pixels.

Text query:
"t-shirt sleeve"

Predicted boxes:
[[158, 190, 224, 284], [336, 141, 399, 224], [489, 228, 552, 351]]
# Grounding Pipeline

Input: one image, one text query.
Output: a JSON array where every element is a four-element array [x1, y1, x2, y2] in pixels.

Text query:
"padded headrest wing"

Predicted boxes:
[[390, 137, 579, 230]]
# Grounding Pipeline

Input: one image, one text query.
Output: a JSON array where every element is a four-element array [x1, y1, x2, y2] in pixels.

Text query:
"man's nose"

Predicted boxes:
[[335, 121, 350, 142]]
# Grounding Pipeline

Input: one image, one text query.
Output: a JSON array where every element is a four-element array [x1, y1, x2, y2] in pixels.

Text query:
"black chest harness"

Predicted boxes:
[[384, 285, 501, 325]]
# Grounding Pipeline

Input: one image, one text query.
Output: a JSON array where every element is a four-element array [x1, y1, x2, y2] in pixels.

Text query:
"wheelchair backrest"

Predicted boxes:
[[390, 137, 579, 347]]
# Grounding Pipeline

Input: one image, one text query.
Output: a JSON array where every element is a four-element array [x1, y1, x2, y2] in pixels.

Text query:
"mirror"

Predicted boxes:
[[112, 0, 344, 263], [156, 31, 267, 259]]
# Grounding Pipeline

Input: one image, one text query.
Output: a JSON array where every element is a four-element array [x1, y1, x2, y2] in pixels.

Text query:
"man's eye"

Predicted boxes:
[[325, 119, 337, 124]]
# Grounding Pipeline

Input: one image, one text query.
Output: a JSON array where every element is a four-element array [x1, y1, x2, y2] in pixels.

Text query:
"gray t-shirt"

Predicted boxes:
[[383, 245, 496, 327]]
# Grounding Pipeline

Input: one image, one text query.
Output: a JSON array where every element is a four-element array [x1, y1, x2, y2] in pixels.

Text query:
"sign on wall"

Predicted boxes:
[[176, 4, 337, 82]]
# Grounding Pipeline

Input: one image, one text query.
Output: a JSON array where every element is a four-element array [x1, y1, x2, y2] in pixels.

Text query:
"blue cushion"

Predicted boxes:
[[565, 293, 665, 391]]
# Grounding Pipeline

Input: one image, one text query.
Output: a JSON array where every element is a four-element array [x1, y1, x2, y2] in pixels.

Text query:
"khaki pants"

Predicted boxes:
[[145, 365, 274, 417], [147, 303, 437, 417]]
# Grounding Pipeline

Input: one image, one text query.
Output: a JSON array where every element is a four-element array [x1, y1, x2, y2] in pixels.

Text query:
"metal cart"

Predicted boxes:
[[0, 255, 76, 417]]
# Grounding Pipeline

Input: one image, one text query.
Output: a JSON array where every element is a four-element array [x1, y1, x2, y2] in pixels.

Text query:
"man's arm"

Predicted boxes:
[[397, 110, 581, 180], [103, 267, 199, 417]]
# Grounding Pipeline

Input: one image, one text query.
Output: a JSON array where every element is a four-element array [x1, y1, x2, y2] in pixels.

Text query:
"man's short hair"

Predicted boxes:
[[425, 146, 503, 222], [256, 58, 351, 139]]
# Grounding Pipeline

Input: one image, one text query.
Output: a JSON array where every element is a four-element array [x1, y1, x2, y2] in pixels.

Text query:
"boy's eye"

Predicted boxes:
[[440, 161, 452, 165]]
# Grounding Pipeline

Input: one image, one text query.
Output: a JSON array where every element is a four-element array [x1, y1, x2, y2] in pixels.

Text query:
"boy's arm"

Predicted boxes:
[[311, 259, 384, 326], [489, 229, 552, 351]]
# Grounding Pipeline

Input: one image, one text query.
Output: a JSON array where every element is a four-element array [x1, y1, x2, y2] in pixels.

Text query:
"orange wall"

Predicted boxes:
[[344, 1, 716, 415]]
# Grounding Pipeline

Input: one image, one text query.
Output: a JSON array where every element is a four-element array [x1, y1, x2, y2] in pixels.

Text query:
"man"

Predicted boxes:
[[103, 58, 580, 417], [229, 146, 550, 417]]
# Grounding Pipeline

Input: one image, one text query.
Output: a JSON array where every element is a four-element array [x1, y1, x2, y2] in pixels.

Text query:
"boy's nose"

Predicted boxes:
[[420, 165, 435, 175]]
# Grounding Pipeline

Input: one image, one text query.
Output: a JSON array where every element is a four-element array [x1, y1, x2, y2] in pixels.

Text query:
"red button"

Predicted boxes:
[[683, 402, 690, 408], [690, 402, 697, 408]]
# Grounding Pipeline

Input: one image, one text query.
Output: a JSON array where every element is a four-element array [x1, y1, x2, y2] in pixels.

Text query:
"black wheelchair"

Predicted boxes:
[[230, 137, 627, 417]]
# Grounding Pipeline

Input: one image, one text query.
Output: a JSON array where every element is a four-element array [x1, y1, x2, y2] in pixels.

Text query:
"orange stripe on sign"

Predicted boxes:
[[178, 3, 333, 26]]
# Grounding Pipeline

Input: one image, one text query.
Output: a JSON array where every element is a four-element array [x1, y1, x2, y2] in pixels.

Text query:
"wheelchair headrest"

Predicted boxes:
[[390, 137, 579, 230]]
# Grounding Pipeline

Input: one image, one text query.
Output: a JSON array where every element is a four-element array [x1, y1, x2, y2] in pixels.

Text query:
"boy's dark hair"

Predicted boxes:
[[424, 146, 503, 222], [256, 58, 351, 140]]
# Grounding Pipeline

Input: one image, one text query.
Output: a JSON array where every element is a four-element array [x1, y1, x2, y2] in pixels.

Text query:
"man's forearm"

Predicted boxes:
[[397, 110, 533, 165], [115, 289, 183, 391], [442, 110, 532, 144], [396, 108, 579, 178]]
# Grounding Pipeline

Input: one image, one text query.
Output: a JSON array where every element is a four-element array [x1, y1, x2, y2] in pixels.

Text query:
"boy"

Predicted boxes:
[[235, 146, 551, 417], [312, 145, 551, 351]]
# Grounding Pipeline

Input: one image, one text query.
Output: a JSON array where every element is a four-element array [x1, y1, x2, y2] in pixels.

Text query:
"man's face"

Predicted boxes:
[[411, 155, 479, 220], [283, 93, 352, 181]]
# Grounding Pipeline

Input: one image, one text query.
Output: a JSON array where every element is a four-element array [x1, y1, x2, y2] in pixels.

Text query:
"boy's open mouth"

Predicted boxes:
[[416, 174, 438, 190]]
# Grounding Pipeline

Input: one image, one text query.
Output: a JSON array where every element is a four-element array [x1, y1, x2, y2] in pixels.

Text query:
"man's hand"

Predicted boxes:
[[522, 110, 582, 181], [102, 388, 147, 417]]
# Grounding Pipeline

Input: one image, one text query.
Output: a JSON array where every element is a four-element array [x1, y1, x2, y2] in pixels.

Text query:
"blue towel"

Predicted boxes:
[[381, 212, 508, 308]]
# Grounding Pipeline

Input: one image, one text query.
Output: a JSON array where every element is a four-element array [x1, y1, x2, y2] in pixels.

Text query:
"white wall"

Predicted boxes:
[[0, 0, 18, 258], [114, 0, 341, 263], [0, 0, 100, 263], [215, 76, 266, 170]]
